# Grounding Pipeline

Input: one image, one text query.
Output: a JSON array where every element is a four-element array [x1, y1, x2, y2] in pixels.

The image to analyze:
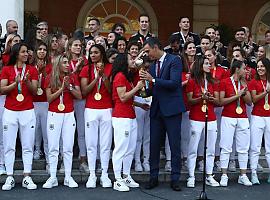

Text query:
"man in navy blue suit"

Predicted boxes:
[[139, 37, 185, 191]]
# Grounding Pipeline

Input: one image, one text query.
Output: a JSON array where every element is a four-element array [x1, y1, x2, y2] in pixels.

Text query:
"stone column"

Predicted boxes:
[[0, 0, 24, 38]]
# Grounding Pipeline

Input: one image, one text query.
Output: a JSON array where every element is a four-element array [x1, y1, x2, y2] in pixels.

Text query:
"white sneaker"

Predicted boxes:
[[22, 176, 37, 190], [198, 160, 204, 172], [220, 174, 228, 187], [59, 162, 65, 174], [165, 160, 172, 172], [206, 175, 220, 187], [251, 173, 260, 185], [123, 175, 139, 188], [214, 161, 221, 172], [228, 160, 236, 172], [79, 162, 90, 173], [0, 165, 6, 175], [86, 175, 97, 188], [238, 174, 252, 186], [33, 149, 43, 160], [2, 176, 15, 191], [143, 162, 150, 172], [64, 177, 78, 188], [257, 163, 263, 172], [135, 162, 143, 172], [100, 174, 112, 188], [187, 176, 195, 188], [43, 177, 58, 189], [113, 179, 129, 192]]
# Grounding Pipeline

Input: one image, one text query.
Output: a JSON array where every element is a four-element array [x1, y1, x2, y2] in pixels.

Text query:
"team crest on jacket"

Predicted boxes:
[[3, 125, 8, 131], [49, 124, 54, 130], [125, 131, 129, 137]]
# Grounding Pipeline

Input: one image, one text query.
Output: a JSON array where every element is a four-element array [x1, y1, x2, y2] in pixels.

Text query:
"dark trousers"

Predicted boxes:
[[149, 111, 182, 181]]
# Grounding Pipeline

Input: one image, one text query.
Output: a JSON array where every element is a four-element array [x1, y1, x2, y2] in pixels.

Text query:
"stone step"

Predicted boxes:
[[0, 169, 269, 184]]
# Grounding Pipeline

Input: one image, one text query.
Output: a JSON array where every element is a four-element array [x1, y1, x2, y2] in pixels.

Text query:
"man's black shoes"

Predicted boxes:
[[145, 178, 159, 189], [170, 180, 182, 191]]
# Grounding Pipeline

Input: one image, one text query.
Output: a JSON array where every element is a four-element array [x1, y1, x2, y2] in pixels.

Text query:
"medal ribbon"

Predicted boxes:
[[261, 80, 269, 106], [201, 79, 208, 106], [94, 65, 102, 94], [230, 76, 241, 109], [14, 64, 26, 95], [60, 91, 64, 105], [71, 61, 76, 72], [212, 67, 216, 78]]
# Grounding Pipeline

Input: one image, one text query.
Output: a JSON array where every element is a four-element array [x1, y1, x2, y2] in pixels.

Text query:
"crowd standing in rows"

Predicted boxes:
[[0, 15, 270, 192]]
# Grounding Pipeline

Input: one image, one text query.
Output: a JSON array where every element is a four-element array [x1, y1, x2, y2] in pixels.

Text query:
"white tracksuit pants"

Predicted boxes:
[[47, 111, 76, 178], [34, 102, 48, 161], [220, 117, 250, 170], [250, 115, 270, 173], [134, 96, 150, 163], [214, 107, 223, 157], [187, 120, 217, 177], [0, 96, 6, 165], [112, 117, 137, 179], [2, 108, 36, 175], [84, 108, 112, 175], [74, 99, 87, 157]]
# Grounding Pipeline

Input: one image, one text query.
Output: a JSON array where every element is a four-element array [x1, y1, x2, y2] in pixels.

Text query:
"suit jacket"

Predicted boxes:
[[149, 53, 186, 117]]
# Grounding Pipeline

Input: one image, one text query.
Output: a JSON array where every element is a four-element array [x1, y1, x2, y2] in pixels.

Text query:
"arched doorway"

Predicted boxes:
[[252, 2, 270, 45], [76, 0, 158, 38]]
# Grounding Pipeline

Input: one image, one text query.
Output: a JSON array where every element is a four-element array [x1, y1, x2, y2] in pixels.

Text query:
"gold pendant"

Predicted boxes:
[[201, 104, 207, 113], [264, 103, 270, 111], [236, 106, 243, 114], [37, 88, 43, 96], [16, 94, 24, 102], [94, 93, 102, 101], [58, 103, 65, 111]]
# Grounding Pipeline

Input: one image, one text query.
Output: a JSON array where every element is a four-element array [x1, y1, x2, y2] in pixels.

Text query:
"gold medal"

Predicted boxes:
[[236, 106, 243, 114], [58, 103, 65, 111], [16, 94, 24, 102], [201, 104, 207, 113], [37, 88, 43, 96], [264, 103, 270, 111], [94, 93, 102, 101]]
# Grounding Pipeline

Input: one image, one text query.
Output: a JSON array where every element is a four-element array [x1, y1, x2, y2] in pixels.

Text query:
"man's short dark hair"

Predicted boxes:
[[88, 18, 100, 26], [143, 37, 162, 49], [138, 14, 150, 22], [168, 34, 180, 44], [235, 27, 246, 34], [179, 17, 190, 22], [200, 35, 211, 41]]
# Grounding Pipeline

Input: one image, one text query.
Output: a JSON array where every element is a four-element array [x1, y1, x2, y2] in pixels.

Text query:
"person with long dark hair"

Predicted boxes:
[[80, 44, 113, 188], [111, 53, 144, 192], [186, 57, 220, 188], [219, 60, 252, 187], [1, 43, 38, 190], [249, 58, 270, 184], [42, 55, 82, 188]]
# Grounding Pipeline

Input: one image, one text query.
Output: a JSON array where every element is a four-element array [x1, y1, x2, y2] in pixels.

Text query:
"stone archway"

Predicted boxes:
[[76, 0, 158, 37], [251, 2, 270, 44]]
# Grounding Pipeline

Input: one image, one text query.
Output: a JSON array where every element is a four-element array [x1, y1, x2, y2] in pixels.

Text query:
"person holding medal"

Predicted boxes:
[[249, 58, 270, 184], [111, 53, 145, 192], [219, 59, 252, 187], [32, 41, 52, 166], [1, 43, 38, 190], [80, 44, 113, 188], [186, 57, 220, 188], [43, 54, 82, 189], [66, 37, 89, 173]]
